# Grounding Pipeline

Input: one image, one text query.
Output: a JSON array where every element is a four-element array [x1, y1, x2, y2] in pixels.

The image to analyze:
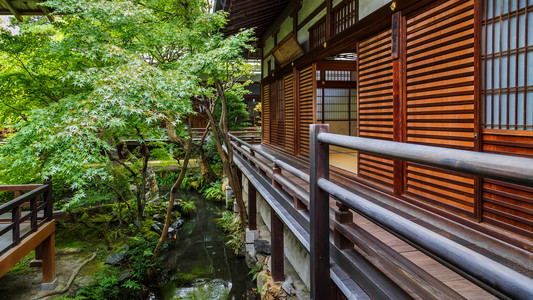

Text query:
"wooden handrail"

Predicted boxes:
[[0, 183, 53, 256], [229, 127, 533, 300], [309, 124, 533, 300]]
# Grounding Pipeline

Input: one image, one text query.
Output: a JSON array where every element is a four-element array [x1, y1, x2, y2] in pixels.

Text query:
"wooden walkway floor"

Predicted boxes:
[[249, 144, 533, 299]]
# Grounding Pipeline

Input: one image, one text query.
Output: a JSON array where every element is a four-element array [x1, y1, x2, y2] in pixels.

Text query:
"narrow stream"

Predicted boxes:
[[155, 190, 256, 300]]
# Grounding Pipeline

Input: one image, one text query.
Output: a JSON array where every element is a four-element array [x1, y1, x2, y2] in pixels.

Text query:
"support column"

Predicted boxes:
[[270, 209, 284, 282], [310, 124, 330, 300], [40, 233, 57, 291], [391, 11, 405, 198], [248, 181, 257, 230]]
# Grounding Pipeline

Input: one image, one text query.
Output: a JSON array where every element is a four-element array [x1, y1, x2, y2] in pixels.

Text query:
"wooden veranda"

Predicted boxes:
[[229, 128, 533, 299]]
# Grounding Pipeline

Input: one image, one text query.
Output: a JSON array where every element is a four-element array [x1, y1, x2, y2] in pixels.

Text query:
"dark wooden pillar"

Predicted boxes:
[[248, 181, 257, 230], [42, 233, 55, 283], [271, 209, 284, 282], [310, 124, 330, 300], [391, 12, 405, 198]]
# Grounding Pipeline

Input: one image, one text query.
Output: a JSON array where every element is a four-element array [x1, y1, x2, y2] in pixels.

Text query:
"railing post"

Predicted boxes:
[[248, 181, 257, 230], [271, 208, 284, 282], [309, 124, 330, 300], [293, 196, 306, 210], [30, 195, 37, 232], [334, 202, 354, 250], [12, 205, 20, 245], [271, 163, 284, 282], [44, 180, 53, 221], [272, 164, 281, 189]]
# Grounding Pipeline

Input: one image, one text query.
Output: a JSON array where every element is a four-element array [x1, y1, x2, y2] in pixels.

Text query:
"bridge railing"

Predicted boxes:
[[0, 183, 53, 256], [229, 125, 533, 300], [309, 124, 533, 300]]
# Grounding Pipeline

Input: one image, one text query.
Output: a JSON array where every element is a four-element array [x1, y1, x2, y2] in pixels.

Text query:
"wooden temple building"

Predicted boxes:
[[220, 0, 533, 299]]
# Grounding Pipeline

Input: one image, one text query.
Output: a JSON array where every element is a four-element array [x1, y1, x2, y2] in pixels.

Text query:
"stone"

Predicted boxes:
[[245, 251, 257, 269], [246, 229, 257, 244], [171, 219, 184, 229], [147, 170, 159, 203], [153, 214, 165, 222], [281, 280, 295, 296], [167, 226, 175, 235], [151, 223, 162, 234], [256, 270, 270, 290], [105, 253, 125, 265], [261, 282, 287, 300], [40, 278, 58, 292], [29, 259, 42, 267], [246, 243, 256, 258], [117, 269, 133, 283], [226, 186, 234, 200], [254, 239, 271, 255], [256, 253, 267, 266]]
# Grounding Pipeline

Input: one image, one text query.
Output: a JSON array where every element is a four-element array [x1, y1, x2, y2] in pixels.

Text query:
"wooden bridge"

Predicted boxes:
[[0, 183, 56, 289], [229, 125, 533, 300]]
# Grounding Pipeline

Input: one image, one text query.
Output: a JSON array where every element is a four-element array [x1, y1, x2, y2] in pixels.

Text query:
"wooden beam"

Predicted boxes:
[[0, 220, 55, 278], [39, 5, 54, 22], [1, 0, 22, 22], [261, 0, 300, 44]]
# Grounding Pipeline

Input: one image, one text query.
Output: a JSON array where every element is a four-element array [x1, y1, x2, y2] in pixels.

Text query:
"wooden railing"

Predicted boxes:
[[229, 129, 261, 145], [229, 125, 533, 300], [0, 183, 53, 256]]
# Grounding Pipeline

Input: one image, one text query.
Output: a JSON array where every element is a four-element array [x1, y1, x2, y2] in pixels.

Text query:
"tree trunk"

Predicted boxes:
[[199, 125, 217, 182], [204, 92, 247, 224], [152, 121, 194, 260]]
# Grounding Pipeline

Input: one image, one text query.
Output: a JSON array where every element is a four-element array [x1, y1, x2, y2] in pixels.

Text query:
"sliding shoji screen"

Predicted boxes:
[[482, 0, 533, 130], [482, 0, 533, 237]]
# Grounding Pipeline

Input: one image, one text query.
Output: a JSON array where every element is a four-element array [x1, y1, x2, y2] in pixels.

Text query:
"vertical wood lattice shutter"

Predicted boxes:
[[270, 79, 285, 148], [299, 65, 315, 157], [405, 0, 476, 216], [284, 73, 295, 154], [262, 84, 270, 143], [357, 29, 395, 189]]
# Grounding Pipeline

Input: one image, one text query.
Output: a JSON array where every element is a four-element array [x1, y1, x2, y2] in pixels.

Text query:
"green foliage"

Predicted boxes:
[[204, 136, 223, 169], [200, 180, 224, 202], [177, 199, 197, 217], [213, 91, 250, 131], [0, 0, 254, 214], [76, 266, 120, 300], [215, 210, 244, 255], [150, 147, 173, 161], [180, 172, 206, 191], [156, 171, 180, 186], [248, 263, 263, 281], [4, 251, 33, 276]]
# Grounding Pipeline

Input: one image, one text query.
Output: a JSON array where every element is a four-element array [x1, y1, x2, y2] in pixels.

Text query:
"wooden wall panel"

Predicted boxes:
[[284, 73, 295, 155], [404, 0, 476, 216], [357, 29, 394, 189], [299, 65, 315, 157], [269, 79, 285, 148], [482, 131, 533, 237], [262, 84, 270, 144]]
